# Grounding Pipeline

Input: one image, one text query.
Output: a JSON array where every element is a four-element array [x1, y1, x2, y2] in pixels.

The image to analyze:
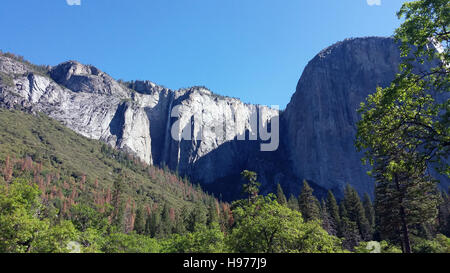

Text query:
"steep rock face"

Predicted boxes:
[[283, 37, 404, 195], [111, 101, 153, 165], [164, 88, 279, 185], [0, 55, 279, 198], [2, 37, 447, 200]]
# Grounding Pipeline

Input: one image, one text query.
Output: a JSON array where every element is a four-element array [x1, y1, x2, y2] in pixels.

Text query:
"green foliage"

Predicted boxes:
[[102, 232, 160, 253], [78, 228, 105, 253], [287, 194, 299, 211], [111, 173, 126, 232], [326, 191, 341, 236], [0, 109, 216, 212], [356, 0, 449, 252], [363, 193, 375, 237], [343, 185, 372, 241], [162, 223, 226, 253], [438, 191, 450, 236], [276, 183, 287, 206], [354, 241, 402, 253], [340, 216, 362, 251], [147, 210, 162, 238], [206, 198, 219, 226], [31, 220, 79, 253], [412, 234, 450, 253], [296, 220, 344, 253], [0, 178, 47, 252], [320, 199, 334, 235], [0, 179, 78, 253], [298, 180, 320, 222], [70, 204, 108, 232], [0, 110, 235, 253], [396, 0, 449, 75], [187, 201, 208, 233], [227, 194, 342, 253], [133, 206, 146, 234], [241, 170, 260, 203]]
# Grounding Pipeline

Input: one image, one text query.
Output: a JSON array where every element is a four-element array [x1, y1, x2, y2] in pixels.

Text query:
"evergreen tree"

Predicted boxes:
[[287, 194, 299, 211], [298, 180, 320, 222], [340, 216, 362, 251], [320, 199, 334, 235], [339, 202, 347, 224], [207, 198, 219, 226], [438, 191, 450, 236], [339, 202, 361, 250], [356, 0, 448, 253], [363, 193, 375, 237], [241, 170, 261, 204], [111, 172, 126, 232], [147, 210, 161, 238], [343, 185, 372, 241], [373, 161, 439, 253], [325, 190, 341, 237], [173, 214, 187, 235], [174, 205, 189, 235], [160, 203, 172, 236], [276, 183, 287, 206], [187, 201, 208, 232], [133, 206, 146, 234]]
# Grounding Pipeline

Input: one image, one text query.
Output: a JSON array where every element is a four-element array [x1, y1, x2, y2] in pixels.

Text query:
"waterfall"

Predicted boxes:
[[162, 91, 174, 166]]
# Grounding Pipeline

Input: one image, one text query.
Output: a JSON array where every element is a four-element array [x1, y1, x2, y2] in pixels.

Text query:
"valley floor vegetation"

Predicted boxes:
[[0, 155, 449, 253]]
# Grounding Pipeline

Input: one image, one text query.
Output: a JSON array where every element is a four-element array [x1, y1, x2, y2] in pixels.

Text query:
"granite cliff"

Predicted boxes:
[[283, 37, 404, 196], [0, 54, 280, 200], [1, 36, 448, 200]]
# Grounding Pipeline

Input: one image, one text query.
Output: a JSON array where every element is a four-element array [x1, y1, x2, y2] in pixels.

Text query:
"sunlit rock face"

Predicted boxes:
[[2, 36, 447, 200], [0, 55, 279, 200]]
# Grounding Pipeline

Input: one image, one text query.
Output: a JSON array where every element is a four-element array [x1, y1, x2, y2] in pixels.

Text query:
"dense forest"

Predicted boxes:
[[0, 0, 449, 253], [0, 109, 449, 253]]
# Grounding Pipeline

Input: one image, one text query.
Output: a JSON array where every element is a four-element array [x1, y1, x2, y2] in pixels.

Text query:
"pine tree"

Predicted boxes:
[[160, 202, 172, 235], [207, 198, 219, 226], [339, 202, 361, 250], [276, 183, 287, 206], [363, 193, 375, 238], [147, 210, 161, 238], [173, 213, 187, 235], [287, 194, 299, 211], [355, 0, 448, 253], [175, 205, 190, 234], [343, 185, 372, 241], [241, 170, 260, 204], [341, 216, 362, 251], [326, 190, 340, 237], [320, 199, 334, 235], [438, 191, 450, 236], [111, 172, 126, 232], [373, 161, 439, 253], [133, 205, 146, 234], [187, 201, 207, 232], [298, 180, 320, 222]]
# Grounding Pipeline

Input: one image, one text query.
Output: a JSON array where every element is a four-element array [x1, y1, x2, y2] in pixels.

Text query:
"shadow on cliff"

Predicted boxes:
[[180, 126, 331, 202]]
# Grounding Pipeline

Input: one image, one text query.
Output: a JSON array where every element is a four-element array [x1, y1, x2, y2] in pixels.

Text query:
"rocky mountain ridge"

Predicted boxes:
[[0, 53, 281, 200], [1, 36, 448, 200]]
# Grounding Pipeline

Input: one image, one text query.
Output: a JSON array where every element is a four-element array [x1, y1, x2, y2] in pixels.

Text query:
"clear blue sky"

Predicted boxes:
[[0, 0, 408, 108]]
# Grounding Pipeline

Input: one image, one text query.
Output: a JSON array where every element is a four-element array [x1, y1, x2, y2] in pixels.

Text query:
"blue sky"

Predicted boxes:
[[0, 0, 408, 108]]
